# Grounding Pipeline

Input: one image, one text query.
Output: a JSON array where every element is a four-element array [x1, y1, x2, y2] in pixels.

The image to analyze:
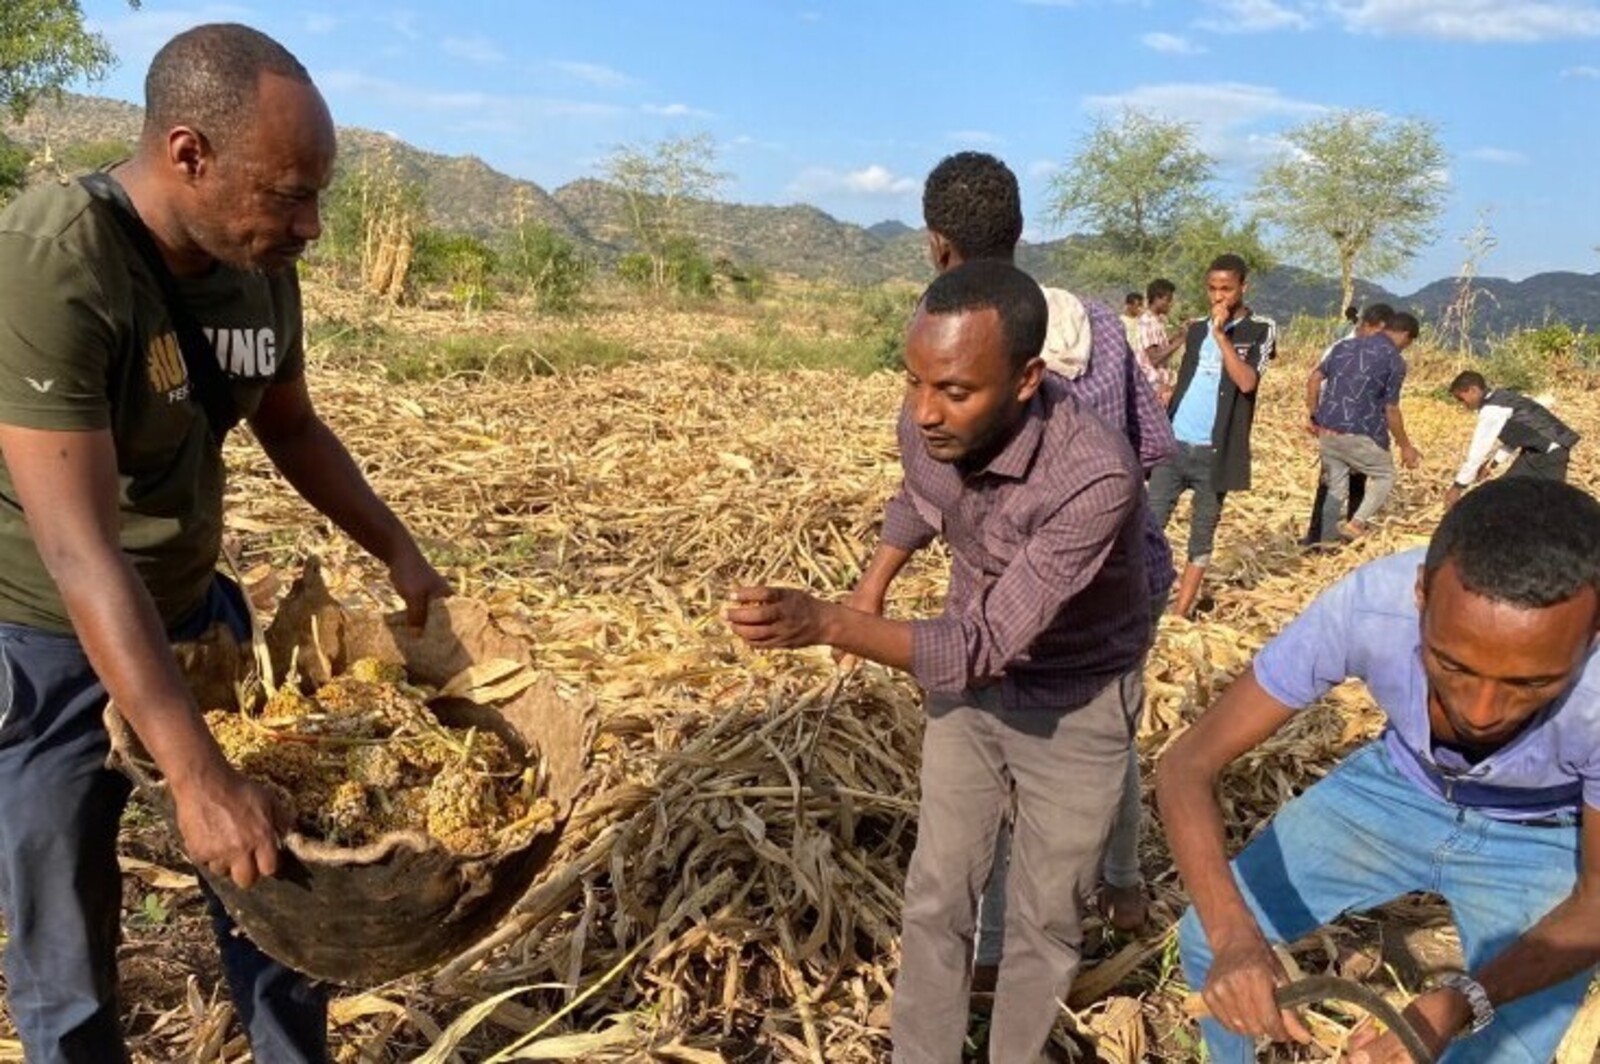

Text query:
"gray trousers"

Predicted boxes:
[[1317, 432, 1394, 537], [975, 594, 1165, 966], [890, 671, 1140, 1064], [1147, 443, 1226, 566]]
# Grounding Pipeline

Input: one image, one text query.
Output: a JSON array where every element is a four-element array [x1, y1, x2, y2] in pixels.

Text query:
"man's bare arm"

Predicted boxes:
[[0, 424, 284, 887], [1157, 667, 1309, 1044], [250, 376, 449, 625]]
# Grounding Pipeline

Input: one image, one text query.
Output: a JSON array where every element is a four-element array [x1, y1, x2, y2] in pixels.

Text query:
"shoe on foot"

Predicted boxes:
[[1337, 519, 1370, 540]]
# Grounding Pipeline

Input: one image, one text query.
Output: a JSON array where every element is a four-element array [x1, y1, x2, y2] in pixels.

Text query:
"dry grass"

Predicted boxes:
[[4, 294, 1597, 1062]]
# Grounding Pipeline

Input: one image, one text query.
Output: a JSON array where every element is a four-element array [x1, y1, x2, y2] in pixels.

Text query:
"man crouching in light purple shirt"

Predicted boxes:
[[1159, 476, 1600, 1064], [726, 259, 1150, 1064]]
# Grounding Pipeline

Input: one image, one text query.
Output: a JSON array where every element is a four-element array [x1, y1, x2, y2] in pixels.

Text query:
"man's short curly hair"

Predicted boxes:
[[144, 23, 310, 149], [1425, 478, 1600, 609], [922, 152, 1023, 261]]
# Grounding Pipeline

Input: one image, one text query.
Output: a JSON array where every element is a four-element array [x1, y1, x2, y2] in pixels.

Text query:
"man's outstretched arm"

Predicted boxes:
[[0, 423, 287, 888], [250, 375, 450, 625], [1157, 668, 1311, 1045]]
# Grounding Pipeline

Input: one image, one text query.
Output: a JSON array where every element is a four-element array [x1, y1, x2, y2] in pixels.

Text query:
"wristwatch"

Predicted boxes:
[[1435, 972, 1494, 1035]]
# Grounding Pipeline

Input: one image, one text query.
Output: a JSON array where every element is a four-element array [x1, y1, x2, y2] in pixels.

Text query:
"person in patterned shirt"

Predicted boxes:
[[918, 151, 1176, 951], [1305, 310, 1423, 541], [1136, 278, 1184, 405], [726, 260, 1152, 1064]]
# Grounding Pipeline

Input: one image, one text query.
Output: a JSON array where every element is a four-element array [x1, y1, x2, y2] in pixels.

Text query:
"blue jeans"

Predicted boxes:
[[0, 577, 329, 1063], [1178, 741, 1591, 1063]]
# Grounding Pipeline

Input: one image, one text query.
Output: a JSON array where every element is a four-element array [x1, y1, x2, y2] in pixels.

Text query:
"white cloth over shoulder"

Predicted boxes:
[[1039, 286, 1092, 380]]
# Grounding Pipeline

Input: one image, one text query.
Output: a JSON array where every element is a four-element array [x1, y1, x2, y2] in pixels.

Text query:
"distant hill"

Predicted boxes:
[[867, 220, 915, 240], [4, 92, 140, 150], [7, 93, 1598, 333]]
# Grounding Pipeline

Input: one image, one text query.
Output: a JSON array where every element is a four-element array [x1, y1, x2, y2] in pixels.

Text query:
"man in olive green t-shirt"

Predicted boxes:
[[0, 24, 449, 1064]]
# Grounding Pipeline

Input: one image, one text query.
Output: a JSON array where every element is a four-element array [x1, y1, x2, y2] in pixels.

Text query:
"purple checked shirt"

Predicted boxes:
[[882, 375, 1151, 711], [1062, 299, 1177, 600]]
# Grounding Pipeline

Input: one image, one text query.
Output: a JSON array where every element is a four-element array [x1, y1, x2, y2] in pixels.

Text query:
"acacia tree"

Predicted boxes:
[[1047, 109, 1268, 301], [1, 0, 136, 119], [1, 1, 140, 200], [602, 132, 725, 292], [1254, 109, 1448, 313]]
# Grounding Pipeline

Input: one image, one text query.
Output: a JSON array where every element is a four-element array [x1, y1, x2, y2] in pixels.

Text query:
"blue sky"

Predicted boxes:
[[73, 0, 1600, 287]]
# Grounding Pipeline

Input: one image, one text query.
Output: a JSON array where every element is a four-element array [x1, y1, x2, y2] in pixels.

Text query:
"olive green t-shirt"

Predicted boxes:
[[0, 179, 304, 631]]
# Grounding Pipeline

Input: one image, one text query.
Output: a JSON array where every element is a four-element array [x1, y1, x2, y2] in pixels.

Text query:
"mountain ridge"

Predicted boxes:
[[6, 93, 1597, 331]]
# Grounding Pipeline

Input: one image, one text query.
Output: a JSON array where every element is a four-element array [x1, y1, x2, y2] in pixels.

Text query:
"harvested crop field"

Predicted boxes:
[[4, 298, 1598, 1063]]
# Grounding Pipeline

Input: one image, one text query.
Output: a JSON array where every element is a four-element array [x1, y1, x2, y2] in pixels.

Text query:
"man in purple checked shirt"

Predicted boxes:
[[920, 152, 1176, 951], [727, 259, 1152, 1064]]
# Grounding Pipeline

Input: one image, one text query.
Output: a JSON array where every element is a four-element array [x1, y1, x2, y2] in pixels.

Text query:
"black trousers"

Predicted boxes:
[[1505, 446, 1571, 483], [1305, 470, 1366, 542]]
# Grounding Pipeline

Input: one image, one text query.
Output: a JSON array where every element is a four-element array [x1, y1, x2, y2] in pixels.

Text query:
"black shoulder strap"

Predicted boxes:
[[78, 171, 241, 444]]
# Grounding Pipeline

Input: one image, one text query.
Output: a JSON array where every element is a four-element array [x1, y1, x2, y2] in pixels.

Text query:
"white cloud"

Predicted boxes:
[[1326, 0, 1600, 41], [442, 36, 505, 65], [1197, 0, 1314, 32], [319, 70, 625, 122], [304, 14, 339, 35], [1466, 146, 1529, 165], [790, 164, 920, 198], [946, 130, 1005, 145], [1028, 159, 1062, 179], [799, 9, 823, 21], [1142, 31, 1208, 53], [1085, 82, 1328, 166], [381, 11, 422, 41], [642, 103, 716, 119], [731, 134, 787, 151], [553, 61, 634, 89], [1563, 64, 1600, 77], [1086, 81, 1325, 124]]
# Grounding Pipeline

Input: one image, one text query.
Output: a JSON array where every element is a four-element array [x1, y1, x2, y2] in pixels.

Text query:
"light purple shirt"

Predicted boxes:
[[882, 375, 1150, 711], [1254, 548, 1600, 820]]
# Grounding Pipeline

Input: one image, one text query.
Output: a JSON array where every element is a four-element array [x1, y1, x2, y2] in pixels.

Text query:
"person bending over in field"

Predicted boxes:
[[1445, 370, 1580, 507], [0, 23, 449, 1062], [727, 260, 1151, 1064], [1304, 308, 1423, 543], [1159, 477, 1600, 1063], [1302, 303, 1405, 545]]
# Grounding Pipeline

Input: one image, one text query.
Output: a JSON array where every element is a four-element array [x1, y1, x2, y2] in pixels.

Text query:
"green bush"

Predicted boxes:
[[504, 222, 588, 313], [663, 235, 714, 297], [614, 237, 716, 297], [411, 230, 498, 311], [715, 257, 770, 302], [0, 134, 30, 204], [615, 251, 653, 288], [1481, 328, 1555, 392], [854, 284, 920, 370]]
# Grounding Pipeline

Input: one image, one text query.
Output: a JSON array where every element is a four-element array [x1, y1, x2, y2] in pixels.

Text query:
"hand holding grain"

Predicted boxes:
[[725, 586, 828, 650]]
